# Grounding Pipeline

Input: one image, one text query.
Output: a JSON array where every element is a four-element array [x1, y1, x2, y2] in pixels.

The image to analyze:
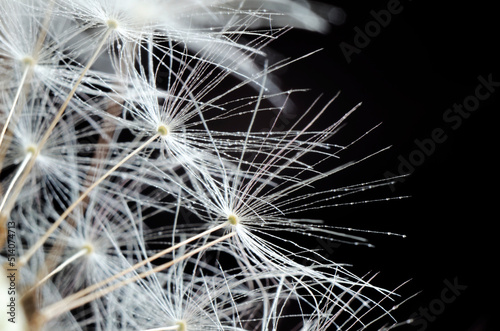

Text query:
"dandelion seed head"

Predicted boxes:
[[0, 1, 408, 329]]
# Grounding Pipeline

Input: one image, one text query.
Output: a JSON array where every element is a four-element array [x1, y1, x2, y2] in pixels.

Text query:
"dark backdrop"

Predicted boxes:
[[266, 0, 498, 330]]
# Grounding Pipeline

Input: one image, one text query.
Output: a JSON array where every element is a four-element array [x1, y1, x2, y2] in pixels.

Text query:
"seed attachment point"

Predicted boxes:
[[227, 214, 239, 226], [157, 124, 169, 137], [176, 320, 187, 331], [81, 243, 94, 255], [106, 19, 119, 30], [21, 56, 36, 67], [26, 144, 37, 155]]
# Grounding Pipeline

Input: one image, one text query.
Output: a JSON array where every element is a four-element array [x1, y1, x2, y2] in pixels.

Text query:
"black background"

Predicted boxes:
[[263, 0, 498, 330]]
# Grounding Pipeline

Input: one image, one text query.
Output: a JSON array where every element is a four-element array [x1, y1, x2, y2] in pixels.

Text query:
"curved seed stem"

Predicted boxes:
[[0, 151, 33, 212], [33, 247, 89, 290], [0, 65, 31, 149], [0, 27, 115, 223], [18, 133, 159, 267], [40, 222, 228, 314], [37, 27, 114, 150], [142, 327, 180, 331], [41, 231, 236, 321]]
